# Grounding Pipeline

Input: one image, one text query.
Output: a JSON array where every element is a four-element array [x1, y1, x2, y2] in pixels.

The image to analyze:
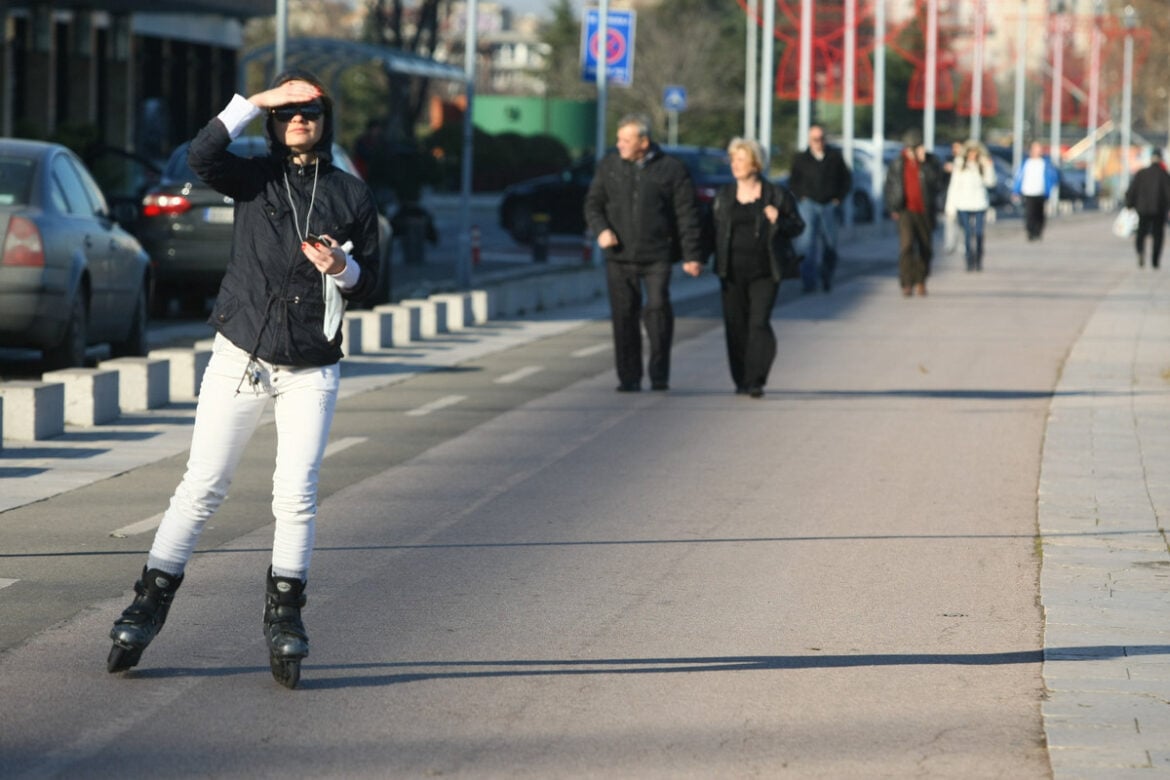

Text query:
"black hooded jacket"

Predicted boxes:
[[188, 69, 380, 367]]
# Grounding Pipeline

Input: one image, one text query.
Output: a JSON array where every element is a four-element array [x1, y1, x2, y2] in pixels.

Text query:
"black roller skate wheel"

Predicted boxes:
[[107, 643, 142, 674], [270, 656, 301, 689]]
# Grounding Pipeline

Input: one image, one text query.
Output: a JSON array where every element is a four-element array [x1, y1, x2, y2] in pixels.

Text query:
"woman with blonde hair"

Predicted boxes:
[[706, 138, 804, 398], [945, 140, 998, 271]]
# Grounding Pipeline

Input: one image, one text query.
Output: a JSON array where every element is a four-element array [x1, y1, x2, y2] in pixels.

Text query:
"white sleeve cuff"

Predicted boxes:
[[328, 254, 361, 292], [217, 95, 262, 139]]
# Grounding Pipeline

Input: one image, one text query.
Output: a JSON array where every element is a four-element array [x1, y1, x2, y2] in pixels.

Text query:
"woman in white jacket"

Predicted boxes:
[[945, 141, 998, 271]]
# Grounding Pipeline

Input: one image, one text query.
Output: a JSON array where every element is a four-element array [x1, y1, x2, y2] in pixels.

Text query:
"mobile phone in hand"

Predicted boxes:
[[305, 233, 326, 247]]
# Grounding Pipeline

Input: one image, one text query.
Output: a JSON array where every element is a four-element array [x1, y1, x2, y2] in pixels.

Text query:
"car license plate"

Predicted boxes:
[[203, 206, 233, 224]]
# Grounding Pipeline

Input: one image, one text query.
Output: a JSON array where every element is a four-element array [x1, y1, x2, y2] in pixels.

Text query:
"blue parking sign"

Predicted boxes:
[[581, 9, 635, 86]]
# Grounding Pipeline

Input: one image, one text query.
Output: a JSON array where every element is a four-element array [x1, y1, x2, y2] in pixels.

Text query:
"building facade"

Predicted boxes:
[[2, 0, 274, 160]]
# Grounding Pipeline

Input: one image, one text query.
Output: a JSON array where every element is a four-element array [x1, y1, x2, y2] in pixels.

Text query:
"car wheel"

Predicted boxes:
[[111, 283, 149, 358], [509, 203, 533, 244], [44, 293, 88, 369]]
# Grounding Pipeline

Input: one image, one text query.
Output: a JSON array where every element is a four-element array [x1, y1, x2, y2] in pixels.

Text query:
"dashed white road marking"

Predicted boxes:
[[571, 344, 610, 358], [324, 436, 368, 458], [406, 395, 468, 417], [495, 366, 544, 384], [0, 578, 18, 591], [110, 513, 164, 539]]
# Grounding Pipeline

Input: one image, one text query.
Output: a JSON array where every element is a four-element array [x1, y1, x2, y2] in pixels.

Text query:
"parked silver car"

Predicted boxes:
[[0, 139, 151, 368]]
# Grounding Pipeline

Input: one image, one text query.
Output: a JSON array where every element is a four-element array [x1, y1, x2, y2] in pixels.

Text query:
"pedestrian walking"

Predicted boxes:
[[584, 113, 704, 392], [945, 140, 998, 271], [1012, 141, 1059, 241], [106, 68, 382, 689], [942, 140, 964, 255], [787, 124, 852, 293], [884, 129, 944, 297], [707, 138, 804, 398], [1124, 150, 1170, 269]]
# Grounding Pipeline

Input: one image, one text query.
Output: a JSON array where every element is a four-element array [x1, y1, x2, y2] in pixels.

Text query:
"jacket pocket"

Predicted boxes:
[[211, 289, 241, 326]]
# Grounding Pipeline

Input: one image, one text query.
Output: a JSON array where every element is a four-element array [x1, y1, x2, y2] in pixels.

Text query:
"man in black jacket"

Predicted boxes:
[[788, 124, 852, 292], [584, 114, 703, 392], [1125, 150, 1170, 269]]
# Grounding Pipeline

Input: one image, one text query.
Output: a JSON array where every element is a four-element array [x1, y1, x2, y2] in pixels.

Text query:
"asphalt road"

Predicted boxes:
[[0, 215, 1124, 776]]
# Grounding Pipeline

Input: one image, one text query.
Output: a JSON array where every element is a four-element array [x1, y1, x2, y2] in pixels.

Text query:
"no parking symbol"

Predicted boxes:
[[581, 9, 636, 86]]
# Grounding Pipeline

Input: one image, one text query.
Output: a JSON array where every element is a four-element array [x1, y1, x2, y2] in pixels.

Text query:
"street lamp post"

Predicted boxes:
[[1120, 4, 1137, 197], [970, 0, 986, 141], [1012, 0, 1026, 173], [1049, 0, 1066, 214], [923, 0, 937, 150], [1087, 0, 1103, 198]]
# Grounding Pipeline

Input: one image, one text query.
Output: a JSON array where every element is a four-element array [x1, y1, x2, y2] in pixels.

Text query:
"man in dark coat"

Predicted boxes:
[[584, 114, 703, 392], [884, 128, 943, 296], [1125, 150, 1170, 269], [787, 124, 852, 293]]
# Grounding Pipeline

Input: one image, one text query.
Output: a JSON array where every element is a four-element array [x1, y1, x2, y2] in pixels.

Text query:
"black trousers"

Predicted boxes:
[[720, 269, 778, 392], [1135, 214, 1165, 268], [1023, 195, 1046, 239], [605, 260, 673, 387]]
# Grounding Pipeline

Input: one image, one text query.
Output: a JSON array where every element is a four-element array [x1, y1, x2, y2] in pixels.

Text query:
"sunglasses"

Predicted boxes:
[[271, 103, 323, 122]]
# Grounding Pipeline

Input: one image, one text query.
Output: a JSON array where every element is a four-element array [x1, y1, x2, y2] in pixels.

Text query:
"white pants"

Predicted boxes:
[[148, 334, 340, 577]]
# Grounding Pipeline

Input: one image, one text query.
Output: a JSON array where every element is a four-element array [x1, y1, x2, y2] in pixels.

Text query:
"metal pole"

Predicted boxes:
[[457, 0, 477, 290], [843, 0, 856, 227], [1012, 1, 1026, 172], [873, 0, 886, 218], [668, 110, 678, 145], [745, 0, 758, 140], [759, 0, 775, 153], [924, 0, 937, 150], [592, 0, 609, 266], [797, 0, 812, 149], [970, 0, 985, 141], [1087, 3, 1102, 198], [1120, 9, 1135, 197], [1049, 0, 1064, 208], [275, 0, 287, 75]]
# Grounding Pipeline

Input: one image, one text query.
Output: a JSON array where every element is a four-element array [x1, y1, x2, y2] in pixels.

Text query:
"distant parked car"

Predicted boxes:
[[498, 145, 735, 244], [0, 138, 152, 368], [136, 137, 393, 314], [82, 144, 162, 228]]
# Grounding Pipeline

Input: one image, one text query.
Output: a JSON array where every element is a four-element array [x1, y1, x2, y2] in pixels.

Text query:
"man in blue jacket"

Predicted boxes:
[[584, 114, 703, 392], [1012, 142, 1059, 241]]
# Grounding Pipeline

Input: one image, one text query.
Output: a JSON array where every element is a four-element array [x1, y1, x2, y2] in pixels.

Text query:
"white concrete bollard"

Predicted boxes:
[[400, 299, 438, 338], [372, 304, 415, 347], [0, 380, 65, 440], [469, 289, 489, 325], [340, 314, 363, 358], [41, 368, 120, 426], [148, 347, 211, 402], [102, 357, 170, 411], [430, 293, 469, 332]]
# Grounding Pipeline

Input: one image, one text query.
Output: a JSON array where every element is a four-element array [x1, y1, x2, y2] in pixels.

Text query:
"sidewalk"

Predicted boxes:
[[1036, 248, 1170, 775]]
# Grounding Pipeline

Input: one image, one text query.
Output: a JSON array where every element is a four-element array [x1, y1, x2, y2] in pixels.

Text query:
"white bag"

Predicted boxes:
[[1113, 208, 1139, 239]]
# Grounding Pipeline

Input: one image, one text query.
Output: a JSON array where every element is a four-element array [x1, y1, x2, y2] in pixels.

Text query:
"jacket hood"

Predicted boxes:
[[264, 68, 334, 164]]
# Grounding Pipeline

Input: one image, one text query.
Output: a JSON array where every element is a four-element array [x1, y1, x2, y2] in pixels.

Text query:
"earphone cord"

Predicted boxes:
[[233, 159, 320, 396], [283, 158, 319, 241]]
